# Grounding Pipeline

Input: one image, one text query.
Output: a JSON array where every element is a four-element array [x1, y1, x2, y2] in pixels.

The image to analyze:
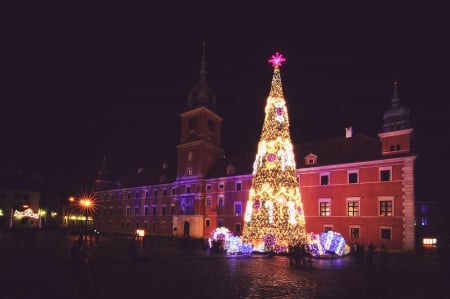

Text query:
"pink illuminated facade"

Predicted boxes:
[[93, 47, 416, 251]]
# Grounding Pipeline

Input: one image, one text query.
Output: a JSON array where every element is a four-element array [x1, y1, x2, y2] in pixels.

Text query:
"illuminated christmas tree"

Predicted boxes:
[[242, 52, 307, 252]]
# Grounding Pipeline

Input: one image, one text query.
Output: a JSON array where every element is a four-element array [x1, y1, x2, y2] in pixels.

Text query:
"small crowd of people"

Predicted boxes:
[[288, 244, 313, 269]]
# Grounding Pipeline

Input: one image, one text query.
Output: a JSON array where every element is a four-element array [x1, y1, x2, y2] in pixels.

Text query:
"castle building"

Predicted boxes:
[[93, 46, 416, 251]]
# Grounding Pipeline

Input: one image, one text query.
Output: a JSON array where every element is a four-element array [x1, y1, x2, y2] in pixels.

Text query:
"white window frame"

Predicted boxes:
[[378, 196, 394, 216], [349, 225, 361, 239], [379, 166, 392, 182], [346, 197, 361, 216], [320, 172, 330, 186], [319, 198, 331, 216], [380, 226, 392, 240], [348, 169, 359, 184]]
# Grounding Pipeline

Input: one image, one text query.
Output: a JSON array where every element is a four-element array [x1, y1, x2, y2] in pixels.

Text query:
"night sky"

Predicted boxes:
[[1, 2, 449, 205]]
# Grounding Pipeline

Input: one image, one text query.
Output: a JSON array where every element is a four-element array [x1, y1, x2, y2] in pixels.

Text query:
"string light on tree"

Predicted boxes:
[[242, 52, 307, 252]]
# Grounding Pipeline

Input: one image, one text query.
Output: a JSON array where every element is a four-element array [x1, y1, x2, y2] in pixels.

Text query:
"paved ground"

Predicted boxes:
[[0, 230, 448, 299]]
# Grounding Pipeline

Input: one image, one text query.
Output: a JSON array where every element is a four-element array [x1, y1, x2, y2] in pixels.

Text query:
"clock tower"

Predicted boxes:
[[176, 43, 223, 180]]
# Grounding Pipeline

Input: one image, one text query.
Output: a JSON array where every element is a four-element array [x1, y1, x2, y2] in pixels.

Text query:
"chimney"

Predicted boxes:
[[345, 126, 353, 138]]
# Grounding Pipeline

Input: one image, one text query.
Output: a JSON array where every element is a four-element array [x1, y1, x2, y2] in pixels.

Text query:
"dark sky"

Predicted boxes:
[[1, 2, 449, 202]]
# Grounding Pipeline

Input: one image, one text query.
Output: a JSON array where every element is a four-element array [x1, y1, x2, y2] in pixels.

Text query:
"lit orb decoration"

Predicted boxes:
[[268, 52, 286, 67]]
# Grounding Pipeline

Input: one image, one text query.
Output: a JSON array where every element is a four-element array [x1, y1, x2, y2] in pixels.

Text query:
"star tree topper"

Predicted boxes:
[[268, 52, 286, 67]]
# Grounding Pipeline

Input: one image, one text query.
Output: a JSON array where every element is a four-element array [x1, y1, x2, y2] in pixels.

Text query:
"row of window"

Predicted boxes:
[[319, 198, 393, 216], [100, 205, 175, 217], [319, 167, 392, 186]]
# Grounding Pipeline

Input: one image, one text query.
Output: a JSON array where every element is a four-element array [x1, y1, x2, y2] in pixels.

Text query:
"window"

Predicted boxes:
[[324, 225, 333, 232], [170, 205, 175, 215], [161, 206, 166, 215], [152, 222, 156, 230], [218, 218, 224, 227], [187, 168, 193, 176], [206, 197, 212, 207], [186, 186, 191, 193], [145, 191, 149, 198], [127, 192, 131, 199], [153, 190, 157, 198], [320, 173, 329, 186], [188, 118, 197, 130], [119, 193, 123, 200], [206, 184, 212, 190], [136, 222, 140, 228], [218, 196, 225, 207], [118, 207, 122, 216], [380, 200, 393, 216], [152, 206, 157, 216], [109, 207, 113, 216], [144, 206, 149, 216], [172, 188, 176, 196], [126, 207, 130, 216], [163, 189, 167, 196], [208, 119, 215, 131], [380, 227, 392, 240], [234, 201, 242, 216], [380, 167, 392, 182], [235, 223, 241, 233], [135, 191, 140, 198], [205, 218, 210, 227], [319, 198, 331, 216], [161, 222, 166, 229], [219, 183, 224, 189], [396, 144, 401, 151], [347, 197, 360, 216], [144, 221, 148, 228], [236, 182, 242, 191], [348, 170, 359, 184], [134, 206, 139, 216], [350, 226, 360, 239]]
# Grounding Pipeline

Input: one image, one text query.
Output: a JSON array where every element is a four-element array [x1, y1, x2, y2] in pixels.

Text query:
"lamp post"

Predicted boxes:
[[68, 196, 74, 230], [80, 198, 92, 240]]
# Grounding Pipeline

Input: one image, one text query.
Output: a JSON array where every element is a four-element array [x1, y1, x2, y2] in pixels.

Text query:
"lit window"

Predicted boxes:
[[380, 201, 392, 216], [234, 202, 242, 216], [347, 198, 360, 216], [319, 198, 331, 216]]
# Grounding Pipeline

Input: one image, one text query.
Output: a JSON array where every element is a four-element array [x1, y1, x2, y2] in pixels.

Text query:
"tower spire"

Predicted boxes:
[[391, 79, 400, 108], [187, 42, 216, 109]]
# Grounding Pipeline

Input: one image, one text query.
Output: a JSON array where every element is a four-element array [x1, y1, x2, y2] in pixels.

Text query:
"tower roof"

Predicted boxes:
[[187, 42, 216, 110], [382, 80, 410, 132]]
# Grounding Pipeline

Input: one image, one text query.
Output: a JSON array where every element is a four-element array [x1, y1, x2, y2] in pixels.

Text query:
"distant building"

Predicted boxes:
[[93, 46, 418, 251], [0, 171, 62, 229]]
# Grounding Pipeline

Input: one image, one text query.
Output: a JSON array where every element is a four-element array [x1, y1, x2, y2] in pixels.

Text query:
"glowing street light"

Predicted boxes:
[[79, 198, 93, 238], [68, 196, 74, 229]]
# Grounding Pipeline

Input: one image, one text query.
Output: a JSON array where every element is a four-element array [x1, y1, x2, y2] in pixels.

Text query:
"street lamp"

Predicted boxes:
[[80, 198, 92, 239], [68, 196, 74, 229]]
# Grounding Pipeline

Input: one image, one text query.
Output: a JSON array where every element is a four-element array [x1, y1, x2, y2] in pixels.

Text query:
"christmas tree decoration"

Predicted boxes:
[[242, 52, 307, 252]]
